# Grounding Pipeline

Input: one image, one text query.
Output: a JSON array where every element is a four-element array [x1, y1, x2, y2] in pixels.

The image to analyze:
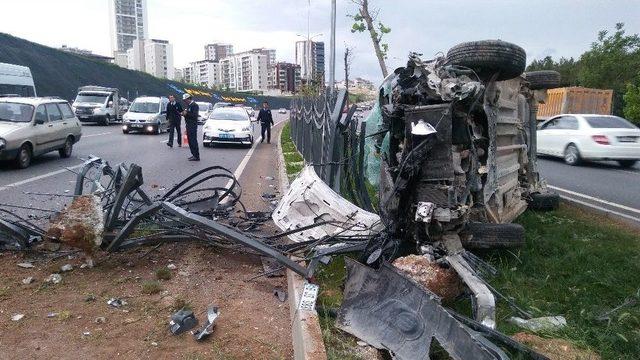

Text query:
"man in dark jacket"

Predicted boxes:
[[181, 93, 200, 161], [166, 95, 183, 147], [256, 101, 274, 143]]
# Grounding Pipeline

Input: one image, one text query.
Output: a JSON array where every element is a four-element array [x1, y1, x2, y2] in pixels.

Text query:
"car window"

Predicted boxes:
[[556, 117, 579, 130], [58, 103, 75, 119], [585, 116, 637, 129], [45, 103, 63, 122], [541, 118, 559, 130], [0, 102, 34, 123], [34, 105, 48, 123]]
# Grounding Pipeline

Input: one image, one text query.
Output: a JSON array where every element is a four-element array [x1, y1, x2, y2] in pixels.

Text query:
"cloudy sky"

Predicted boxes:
[[1, 0, 639, 83]]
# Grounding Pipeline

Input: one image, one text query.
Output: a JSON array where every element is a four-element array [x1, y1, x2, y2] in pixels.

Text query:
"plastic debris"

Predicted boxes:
[[22, 277, 35, 285], [508, 316, 567, 332], [11, 314, 25, 321], [60, 264, 73, 272], [107, 298, 127, 308], [169, 309, 198, 335], [45, 273, 62, 284], [17, 262, 34, 268]]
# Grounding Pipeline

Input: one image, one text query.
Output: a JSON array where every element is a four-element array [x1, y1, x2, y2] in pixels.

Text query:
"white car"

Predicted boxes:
[[202, 107, 255, 147], [196, 102, 213, 124], [244, 106, 255, 117], [537, 114, 640, 167], [121, 96, 169, 135], [278, 108, 287, 114]]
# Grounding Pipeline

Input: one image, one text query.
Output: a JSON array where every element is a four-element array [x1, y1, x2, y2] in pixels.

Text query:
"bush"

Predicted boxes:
[[623, 83, 640, 124]]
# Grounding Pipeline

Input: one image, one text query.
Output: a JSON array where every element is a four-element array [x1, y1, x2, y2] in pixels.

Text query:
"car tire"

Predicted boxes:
[[564, 144, 581, 166], [101, 115, 111, 126], [59, 137, 73, 158], [461, 223, 526, 250], [524, 70, 562, 90], [618, 160, 637, 168], [123, 129, 129, 134], [15, 144, 32, 169], [528, 192, 560, 211], [445, 40, 526, 81]]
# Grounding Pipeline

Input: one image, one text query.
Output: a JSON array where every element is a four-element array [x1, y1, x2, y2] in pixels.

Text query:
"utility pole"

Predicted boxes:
[[329, 0, 336, 94], [344, 47, 350, 109]]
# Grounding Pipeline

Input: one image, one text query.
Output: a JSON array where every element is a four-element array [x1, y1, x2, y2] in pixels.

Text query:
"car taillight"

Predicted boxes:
[[592, 135, 610, 145]]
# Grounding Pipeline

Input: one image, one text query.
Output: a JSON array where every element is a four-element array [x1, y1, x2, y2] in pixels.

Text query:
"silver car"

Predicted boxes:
[[0, 97, 82, 168]]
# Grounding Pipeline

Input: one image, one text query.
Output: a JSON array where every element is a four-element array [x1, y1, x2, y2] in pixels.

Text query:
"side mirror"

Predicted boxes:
[[35, 118, 45, 125]]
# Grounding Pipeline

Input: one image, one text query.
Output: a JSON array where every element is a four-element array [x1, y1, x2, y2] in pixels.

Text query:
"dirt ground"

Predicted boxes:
[[0, 128, 293, 360]]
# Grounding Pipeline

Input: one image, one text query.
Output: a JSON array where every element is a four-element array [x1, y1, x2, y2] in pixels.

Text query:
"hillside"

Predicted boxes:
[[0, 33, 290, 107]]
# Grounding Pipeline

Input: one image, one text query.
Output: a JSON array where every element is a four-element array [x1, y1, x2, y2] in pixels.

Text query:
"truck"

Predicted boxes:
[[537, 86, 613, 121], [72, 86, 124, 125]]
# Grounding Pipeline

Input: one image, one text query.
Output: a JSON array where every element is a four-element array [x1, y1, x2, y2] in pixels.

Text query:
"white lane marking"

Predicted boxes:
[[83, 132, 113, 138], [548, 185, 640, 215], [0, 164, 84, 192], [224, 119, 286, 188], [557, 194, 640, 223]]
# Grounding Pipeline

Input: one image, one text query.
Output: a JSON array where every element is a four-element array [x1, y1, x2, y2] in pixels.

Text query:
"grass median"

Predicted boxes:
[[280, 121, 640, 359]]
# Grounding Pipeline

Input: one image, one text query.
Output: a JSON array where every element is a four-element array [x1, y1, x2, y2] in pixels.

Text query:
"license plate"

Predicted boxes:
[[219, 133, 234, 139], [131, 124, 143, 128], [298, 283, 319, 312], [80, 116, 89, 119], [618, 136, 637, 143]]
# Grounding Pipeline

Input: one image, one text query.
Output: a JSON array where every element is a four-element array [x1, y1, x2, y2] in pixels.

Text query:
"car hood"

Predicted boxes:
[[74, 102, 104, 108], [0, 121, 29, 137], [205, 119, 249, 131], [125, 112, 158, 120]]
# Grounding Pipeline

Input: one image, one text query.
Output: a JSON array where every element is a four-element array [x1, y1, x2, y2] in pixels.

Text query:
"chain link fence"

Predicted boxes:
[[289, 89, 374, 211]]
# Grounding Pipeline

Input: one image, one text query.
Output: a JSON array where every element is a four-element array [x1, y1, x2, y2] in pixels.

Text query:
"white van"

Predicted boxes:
[[0, 63, 37, 97], [121, 96, 169, 135], [72, 86, 123, 126]]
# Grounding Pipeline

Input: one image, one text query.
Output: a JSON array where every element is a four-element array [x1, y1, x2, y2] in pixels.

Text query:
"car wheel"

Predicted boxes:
[[524, 70, 562, 90], [461, 223, 525, 249], [15, 144, 32, 169], [123, 129, 129, 134], [101, 115, 111, 126], [618, 160, 637, 168], [445, 40, 526, 81], [59, 137, 73, 158], [564, 144, 581, 166]]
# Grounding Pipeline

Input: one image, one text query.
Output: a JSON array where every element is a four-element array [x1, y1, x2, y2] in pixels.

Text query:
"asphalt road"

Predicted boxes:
[[537, 156, 640, 223], [0, 113, 287, 218]]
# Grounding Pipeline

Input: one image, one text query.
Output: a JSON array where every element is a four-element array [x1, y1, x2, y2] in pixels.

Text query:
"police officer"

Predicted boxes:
[[166, 95, 183, 148], [256, 101, 274, 143], [181, 93, 200, 161]]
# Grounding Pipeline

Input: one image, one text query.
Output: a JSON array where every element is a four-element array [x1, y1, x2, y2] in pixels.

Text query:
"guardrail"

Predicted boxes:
[[289, 89, 373, 211]]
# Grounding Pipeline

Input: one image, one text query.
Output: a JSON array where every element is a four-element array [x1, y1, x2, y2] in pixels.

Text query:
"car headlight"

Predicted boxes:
[[148, 115, 157, 122], [0, 138, 5, 150]]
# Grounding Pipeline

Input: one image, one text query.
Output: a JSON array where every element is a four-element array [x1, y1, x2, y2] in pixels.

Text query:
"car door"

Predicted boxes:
[[32, 104, 53, 155], [57, 103, 78, 141], [537, 117, 560, 155], [44, 103, 65, 149]]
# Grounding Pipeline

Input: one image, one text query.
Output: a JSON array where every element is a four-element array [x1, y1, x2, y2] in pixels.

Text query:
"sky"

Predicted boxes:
[[1, 0, 639, 83]]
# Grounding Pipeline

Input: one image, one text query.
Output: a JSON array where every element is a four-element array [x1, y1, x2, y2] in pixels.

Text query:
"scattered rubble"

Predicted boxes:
[[45, 273, 62, 284], [11, 314, 25, 321], [167, 264, 177, 270], [17, 262, 34, 268], [21, 277, 35, 285], [60, 264, 73, 272], [94, 317, 106, 324], [509, 316, 567, 332], [392, 254, 463, 301], [107, 298, 127, 308]]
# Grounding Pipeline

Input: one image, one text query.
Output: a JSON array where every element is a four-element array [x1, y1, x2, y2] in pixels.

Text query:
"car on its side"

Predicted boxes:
[[196, 102, 213, 124], [202, 107, 255, 147], [278, 108, 287, 114], [0, 97, 82, 168], [537, 114, 640, 167], [121, 96, 169, 135]]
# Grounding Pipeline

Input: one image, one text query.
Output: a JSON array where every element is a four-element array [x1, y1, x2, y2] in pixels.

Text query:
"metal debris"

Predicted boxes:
[[193, 306, 220, 341]]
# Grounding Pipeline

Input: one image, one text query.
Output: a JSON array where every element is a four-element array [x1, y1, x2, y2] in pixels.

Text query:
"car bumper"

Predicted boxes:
[[581, 145, 640, 160], [203, 132, 252, 144], [0, 148, 19, 161], [122, 124, 158, 133], [77, 115, 106, 123]]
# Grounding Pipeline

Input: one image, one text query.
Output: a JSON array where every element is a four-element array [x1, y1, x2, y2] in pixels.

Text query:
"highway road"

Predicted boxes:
[[538, 156, 640, 223], [0, 113, 287, 219]]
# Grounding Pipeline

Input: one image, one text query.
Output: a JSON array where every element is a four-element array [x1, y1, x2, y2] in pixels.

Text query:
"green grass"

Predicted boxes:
[[282, 121, 640, 359], [141, 280, 163, 295], [281, 123, 305, 178], [155, 268, 172, 281]]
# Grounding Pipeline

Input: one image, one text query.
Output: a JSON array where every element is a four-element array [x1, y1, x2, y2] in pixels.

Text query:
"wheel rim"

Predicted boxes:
[[65, 140, 72, 155], [565, 147, 577, 163], [19, 148, 30, 166]]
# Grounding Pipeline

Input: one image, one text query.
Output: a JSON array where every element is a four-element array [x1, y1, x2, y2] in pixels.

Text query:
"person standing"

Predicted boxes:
[[181, 93, 200, 161], [256, 101, 274, 143], [166, 95, 183, 148]]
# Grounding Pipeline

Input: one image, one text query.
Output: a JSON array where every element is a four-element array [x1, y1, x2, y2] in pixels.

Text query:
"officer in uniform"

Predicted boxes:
[[166, 95, 183, 148], [256, 101, 274, 143], [181, 93, 200, 161]]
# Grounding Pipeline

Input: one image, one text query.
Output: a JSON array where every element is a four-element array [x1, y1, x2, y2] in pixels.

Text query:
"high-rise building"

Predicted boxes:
[[126, 39, 174, 80], [275, 62, 301, 93], [109, 0, 149, 57], [145, 39, 174, 80], [204, 43, 234, 62], [295, 40, 325, 83], [220, 49, 269, 92], [190, 60, 221, 88]]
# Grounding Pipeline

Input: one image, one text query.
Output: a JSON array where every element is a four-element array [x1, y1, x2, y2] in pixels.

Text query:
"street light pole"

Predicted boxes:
[[329, 0, 336, 94]]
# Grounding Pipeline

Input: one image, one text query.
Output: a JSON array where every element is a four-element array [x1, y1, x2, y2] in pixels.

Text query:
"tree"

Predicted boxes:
[[623, 82, 640, 124], [349, 0, 390, 78], [578, 23, 640, 115]]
